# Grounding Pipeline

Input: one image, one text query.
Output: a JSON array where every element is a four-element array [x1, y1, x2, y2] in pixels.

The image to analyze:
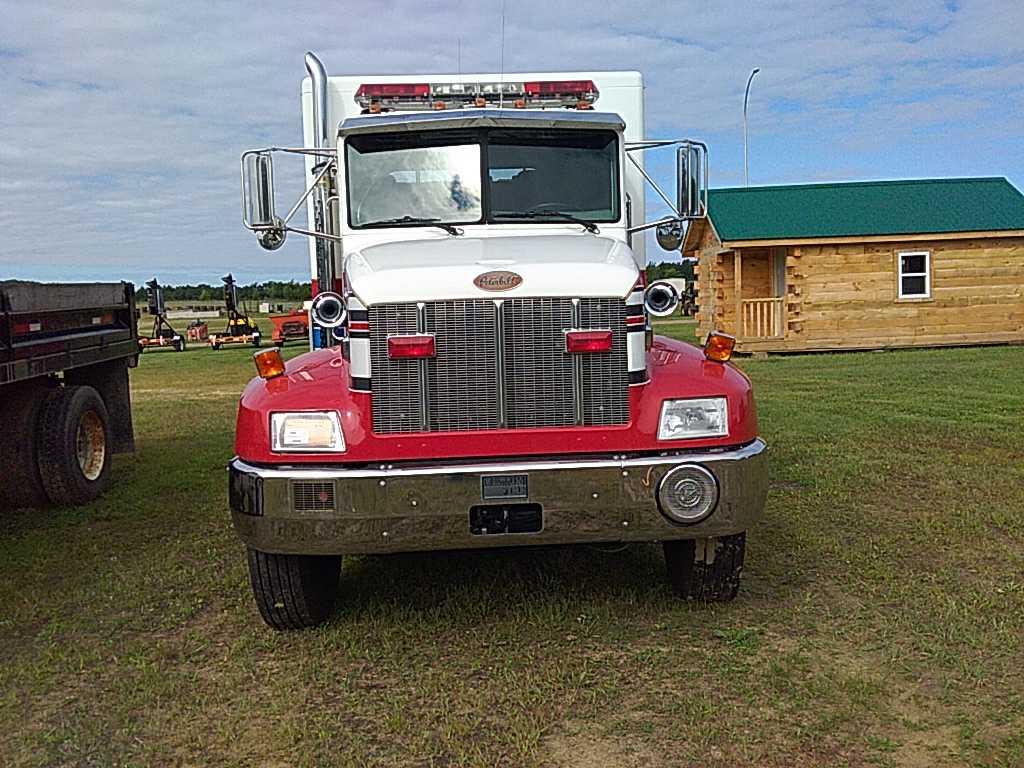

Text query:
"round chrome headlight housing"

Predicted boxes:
[[657, 464, 719, 524]]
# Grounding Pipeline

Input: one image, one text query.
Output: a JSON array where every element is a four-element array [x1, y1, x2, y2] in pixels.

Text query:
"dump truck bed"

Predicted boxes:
[[0, 280, 140, 385]]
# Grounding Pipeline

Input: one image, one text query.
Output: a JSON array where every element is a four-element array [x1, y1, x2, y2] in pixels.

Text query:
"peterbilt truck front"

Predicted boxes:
[[232, 53, 767, 630]]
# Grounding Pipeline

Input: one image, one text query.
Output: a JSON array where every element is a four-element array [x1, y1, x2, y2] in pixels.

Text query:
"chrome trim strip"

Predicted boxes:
[[416, 302, 429, 432], [231, 438, 766, 480], [571, 298, 583, 425], [494, 299, 507, 428]]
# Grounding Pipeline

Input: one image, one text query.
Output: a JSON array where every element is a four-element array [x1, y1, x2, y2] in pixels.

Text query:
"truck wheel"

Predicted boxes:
[[663, 532, 746, 601], [37, 386, 112, 506], [247, 548, 341, 630], [0, 384, 51, 509]]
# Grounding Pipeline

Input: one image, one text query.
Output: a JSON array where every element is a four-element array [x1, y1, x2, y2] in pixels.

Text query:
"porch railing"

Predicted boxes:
[[741, 297, 784, 339]]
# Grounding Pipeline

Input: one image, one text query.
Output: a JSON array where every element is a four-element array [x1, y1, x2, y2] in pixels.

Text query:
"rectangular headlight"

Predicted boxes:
[[658, 397, 728, 440], [270, 412, 345, 453]]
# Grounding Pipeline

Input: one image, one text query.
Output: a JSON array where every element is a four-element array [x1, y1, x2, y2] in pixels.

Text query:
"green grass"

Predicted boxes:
[[1, 328, 1023, 767]]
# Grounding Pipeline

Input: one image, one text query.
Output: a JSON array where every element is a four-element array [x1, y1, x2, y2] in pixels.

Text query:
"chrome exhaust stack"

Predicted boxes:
[[304, 52, 330, 154], [304, 52, 339, 303]]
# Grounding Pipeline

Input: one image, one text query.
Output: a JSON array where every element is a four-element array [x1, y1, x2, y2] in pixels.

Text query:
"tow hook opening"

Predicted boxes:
[[469, 503, 543, 535]]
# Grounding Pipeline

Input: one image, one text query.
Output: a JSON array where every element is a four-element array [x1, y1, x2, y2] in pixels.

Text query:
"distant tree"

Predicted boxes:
[[646, 260, 694, 283]]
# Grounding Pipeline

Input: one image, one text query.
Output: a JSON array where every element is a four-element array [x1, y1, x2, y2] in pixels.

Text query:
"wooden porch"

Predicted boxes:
[[729, 247, 794, 349]]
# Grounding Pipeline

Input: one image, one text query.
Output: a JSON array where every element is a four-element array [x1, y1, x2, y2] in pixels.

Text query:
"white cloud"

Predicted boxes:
[[1, 0, 1021, 282]]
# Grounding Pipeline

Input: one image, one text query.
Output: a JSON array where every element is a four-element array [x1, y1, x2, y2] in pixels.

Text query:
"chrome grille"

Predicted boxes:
[[369, 297, 629, 434], [578, 297, 630, 426], [369, 303, 421, 433], [424, 300, 500, 431], [502, 297, 575, 428]]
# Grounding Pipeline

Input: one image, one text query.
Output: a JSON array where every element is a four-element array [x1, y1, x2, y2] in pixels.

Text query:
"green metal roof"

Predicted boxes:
[[706, 177, 1024, 243]]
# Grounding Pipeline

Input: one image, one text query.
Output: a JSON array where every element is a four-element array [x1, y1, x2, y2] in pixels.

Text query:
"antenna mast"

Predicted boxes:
[[498, 0, 506, 108]]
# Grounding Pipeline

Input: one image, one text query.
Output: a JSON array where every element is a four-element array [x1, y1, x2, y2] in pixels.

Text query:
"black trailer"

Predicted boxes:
[[0, 280, 139, 510]]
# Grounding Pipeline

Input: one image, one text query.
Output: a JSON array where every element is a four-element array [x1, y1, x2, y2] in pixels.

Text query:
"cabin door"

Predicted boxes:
[[772, 247, 786, 297]]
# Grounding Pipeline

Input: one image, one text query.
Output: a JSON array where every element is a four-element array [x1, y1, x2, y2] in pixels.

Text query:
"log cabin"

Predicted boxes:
[[683, 177, 1024, 353]]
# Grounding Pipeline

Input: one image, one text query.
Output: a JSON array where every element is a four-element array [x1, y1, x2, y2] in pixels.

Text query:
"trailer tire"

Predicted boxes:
[[174, 337, 186, 352], [37, 386, 112, 506], [247, 548, 341, 630], [0, 384, 51, 509], [663, 532, 746, 602]]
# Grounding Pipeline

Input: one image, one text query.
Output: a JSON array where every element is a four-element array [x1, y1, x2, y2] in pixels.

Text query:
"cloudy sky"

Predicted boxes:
[[1, 0, 1022, 285]]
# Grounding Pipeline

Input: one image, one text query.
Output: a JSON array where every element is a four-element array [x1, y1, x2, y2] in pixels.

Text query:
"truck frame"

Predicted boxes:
[[232, 53, 767, 630], [0, 280, 138, 510]]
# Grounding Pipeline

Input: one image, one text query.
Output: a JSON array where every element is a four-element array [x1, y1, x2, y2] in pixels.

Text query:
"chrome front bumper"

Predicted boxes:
[[229, 439, 768, 555]]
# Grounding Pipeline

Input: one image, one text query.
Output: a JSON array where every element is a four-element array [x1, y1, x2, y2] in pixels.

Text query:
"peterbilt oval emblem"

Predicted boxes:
[[474, 270, 523, 292]]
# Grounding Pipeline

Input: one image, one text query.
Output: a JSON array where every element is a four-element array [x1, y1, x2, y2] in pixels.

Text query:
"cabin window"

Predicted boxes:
[[897, 251, 930, 299]]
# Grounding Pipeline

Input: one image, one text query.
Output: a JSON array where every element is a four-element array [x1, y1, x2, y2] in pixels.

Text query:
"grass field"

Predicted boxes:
[[2, 323, 1023, 767]]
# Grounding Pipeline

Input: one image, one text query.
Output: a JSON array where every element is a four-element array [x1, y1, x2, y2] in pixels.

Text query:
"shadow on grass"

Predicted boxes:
[[322, 504, 811, 628]]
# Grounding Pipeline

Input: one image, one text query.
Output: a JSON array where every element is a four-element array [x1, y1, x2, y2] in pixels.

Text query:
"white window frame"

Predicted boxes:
[[897, 250, 931, 300]]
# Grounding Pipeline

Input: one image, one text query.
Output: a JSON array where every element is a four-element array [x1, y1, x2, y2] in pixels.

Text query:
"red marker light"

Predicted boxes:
[[387, 334, 436, 359], [565, 330, 613, 353]]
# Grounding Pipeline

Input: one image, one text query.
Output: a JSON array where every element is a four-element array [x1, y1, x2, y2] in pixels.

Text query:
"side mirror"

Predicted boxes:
[[656, 220, 683, 251], [677, 141, 708, 219], [241, 151, 287, 250]]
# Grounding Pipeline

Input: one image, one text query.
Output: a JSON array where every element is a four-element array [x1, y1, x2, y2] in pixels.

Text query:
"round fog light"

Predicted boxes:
[[657, 464, 719, 524]]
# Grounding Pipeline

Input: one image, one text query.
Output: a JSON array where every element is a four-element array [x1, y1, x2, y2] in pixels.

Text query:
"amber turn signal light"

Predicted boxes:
[[253, 348, 286, 379], [703, 332, 736, 362]]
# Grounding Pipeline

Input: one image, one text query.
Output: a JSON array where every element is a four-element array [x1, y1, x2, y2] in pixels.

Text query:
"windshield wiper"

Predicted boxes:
[[361, 216, 463, 235], [492, 211, 599, 234]]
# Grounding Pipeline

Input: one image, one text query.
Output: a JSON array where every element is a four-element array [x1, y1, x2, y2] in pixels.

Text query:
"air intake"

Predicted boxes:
[[292, 481, 336, 512]]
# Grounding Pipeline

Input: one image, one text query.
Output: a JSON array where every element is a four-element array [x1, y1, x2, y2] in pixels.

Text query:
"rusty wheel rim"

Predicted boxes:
[[75, 411, 106, 481]]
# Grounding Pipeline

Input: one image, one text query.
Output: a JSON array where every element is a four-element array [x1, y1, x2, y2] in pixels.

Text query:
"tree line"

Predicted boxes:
[[134, 280, 312, 303]]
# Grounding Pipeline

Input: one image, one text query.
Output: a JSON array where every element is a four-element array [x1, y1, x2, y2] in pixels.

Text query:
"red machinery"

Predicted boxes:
[[269, 309, 309, 347]]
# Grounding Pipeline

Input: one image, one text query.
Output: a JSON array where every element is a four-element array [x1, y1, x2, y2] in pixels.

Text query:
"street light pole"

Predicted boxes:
[[743, 67, 760, 188]]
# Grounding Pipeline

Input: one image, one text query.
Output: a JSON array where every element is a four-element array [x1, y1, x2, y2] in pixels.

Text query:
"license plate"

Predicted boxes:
[[481, 474, 528, 500]]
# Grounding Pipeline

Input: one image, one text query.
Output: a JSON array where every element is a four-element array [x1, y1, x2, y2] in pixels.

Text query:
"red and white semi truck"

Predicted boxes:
[[232, 53, 767, 629]]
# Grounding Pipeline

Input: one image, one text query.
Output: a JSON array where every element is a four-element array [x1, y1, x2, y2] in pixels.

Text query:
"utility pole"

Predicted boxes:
[[743, 68, 760, 187]]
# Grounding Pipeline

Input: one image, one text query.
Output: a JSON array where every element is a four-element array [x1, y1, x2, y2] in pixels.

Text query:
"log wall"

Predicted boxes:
[[697, 232, 1024, 352]]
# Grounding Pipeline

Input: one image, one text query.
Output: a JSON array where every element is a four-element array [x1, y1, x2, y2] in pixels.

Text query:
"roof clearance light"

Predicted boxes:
[[388, 334, 436, 359], [565, 329, 613, 354]]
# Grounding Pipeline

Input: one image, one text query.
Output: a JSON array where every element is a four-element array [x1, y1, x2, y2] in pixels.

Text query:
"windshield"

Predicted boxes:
[[345, 128, 619, 229]]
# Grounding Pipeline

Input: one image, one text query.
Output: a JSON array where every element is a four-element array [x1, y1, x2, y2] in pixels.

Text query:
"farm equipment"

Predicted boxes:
[[208, 274, 261, 349], [269, 308, 310, 347], [139, 279, 185, 352], [186, 320, 209, 343]]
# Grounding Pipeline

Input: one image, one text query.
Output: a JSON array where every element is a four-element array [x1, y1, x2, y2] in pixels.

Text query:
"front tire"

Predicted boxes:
[[663, 532, 746, 601], [37, 386, 112, 506], [247, 548, 342, 630]]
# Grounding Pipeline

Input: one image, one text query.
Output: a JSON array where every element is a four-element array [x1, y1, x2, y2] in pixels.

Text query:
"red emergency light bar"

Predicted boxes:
[[387, 334, 436, 359], [355, 83, 430, 100], [565, 329, 613, 354], [356, 80, 599, 111], [524, 80, 597, 97]]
